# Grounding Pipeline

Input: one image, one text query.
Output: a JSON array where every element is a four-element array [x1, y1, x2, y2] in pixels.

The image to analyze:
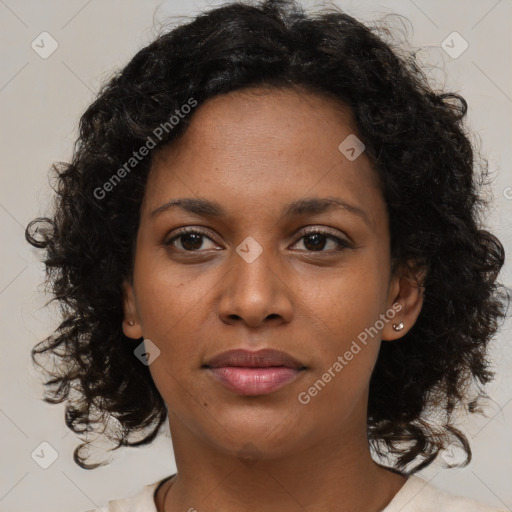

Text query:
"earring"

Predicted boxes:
[[392, 322, 404, 332], [128, 320, 135, 326]]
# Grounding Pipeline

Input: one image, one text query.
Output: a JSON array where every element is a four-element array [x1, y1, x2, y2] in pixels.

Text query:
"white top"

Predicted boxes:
[[85, 475, 506, 512]]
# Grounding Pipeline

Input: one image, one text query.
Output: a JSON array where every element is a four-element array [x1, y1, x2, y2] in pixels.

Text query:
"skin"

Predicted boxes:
[[122, 86, 424, 512]]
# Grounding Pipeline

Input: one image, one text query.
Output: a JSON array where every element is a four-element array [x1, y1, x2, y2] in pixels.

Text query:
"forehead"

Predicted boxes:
[[143, 87, 383, 226], [160, 86, 362, 162]]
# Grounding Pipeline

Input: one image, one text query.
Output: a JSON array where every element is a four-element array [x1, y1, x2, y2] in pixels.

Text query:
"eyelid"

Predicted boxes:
[[163, 226, 220, 247], [164, 225, 353, 252], [295, 225, 352, 245]]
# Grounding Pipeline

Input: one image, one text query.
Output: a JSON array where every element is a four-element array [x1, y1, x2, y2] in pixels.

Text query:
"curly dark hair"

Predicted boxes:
[[26, 0, 509, 471]]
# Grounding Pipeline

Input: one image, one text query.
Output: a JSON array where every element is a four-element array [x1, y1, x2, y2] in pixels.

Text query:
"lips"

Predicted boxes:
[[203, 349, 307, 396]]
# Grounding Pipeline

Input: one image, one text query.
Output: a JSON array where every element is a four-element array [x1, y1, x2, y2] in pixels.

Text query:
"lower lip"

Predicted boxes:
[[207, 366, 304, 395]]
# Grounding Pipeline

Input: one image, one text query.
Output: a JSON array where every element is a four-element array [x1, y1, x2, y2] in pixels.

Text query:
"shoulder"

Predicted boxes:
[[385, 475, 506, 512], [81, 479, 162, 512]]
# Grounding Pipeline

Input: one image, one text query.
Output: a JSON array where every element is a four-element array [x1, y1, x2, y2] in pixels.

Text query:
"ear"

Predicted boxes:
[[122, 279, 143, 340], [382, 262, 426, 341]]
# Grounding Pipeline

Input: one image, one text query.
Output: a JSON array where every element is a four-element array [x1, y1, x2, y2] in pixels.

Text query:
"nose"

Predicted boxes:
[[217, 244, 294, 329]]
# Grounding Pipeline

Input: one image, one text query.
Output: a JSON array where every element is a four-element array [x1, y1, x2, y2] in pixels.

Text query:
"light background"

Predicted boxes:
[[0, 0, 511, 511]]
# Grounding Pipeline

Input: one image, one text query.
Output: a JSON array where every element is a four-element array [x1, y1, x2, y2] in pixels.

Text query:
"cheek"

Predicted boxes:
[[131, 260, 210, 395], [300, 254, 388, 390], [133, 247, 216, 339], [311, 254, 389, 339], [297, 279, 384, 424]]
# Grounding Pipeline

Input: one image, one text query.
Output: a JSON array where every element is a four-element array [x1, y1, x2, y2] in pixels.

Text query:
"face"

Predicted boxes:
[[123, 87, 423, 461]]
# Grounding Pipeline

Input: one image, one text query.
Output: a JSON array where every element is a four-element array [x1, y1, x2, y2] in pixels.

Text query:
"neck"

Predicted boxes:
[[158, 414, 407, 512]]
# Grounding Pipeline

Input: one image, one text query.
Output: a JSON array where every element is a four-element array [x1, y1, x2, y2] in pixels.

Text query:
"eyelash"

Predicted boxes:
[[164, 227, 352, 253]]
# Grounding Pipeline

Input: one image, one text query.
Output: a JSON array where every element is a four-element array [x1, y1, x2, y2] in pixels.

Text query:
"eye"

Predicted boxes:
[[292, 228, 351, 252], [164, 228, 219, 252], [164, 227, 351, 253]]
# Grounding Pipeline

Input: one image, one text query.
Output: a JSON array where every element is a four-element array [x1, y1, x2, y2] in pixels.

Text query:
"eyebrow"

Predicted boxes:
[[151, 197, 371, 227]]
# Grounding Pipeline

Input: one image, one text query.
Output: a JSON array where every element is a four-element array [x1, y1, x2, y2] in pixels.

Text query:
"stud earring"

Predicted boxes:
[[128, 320, 135, 326], [392, 322, 404, 332]]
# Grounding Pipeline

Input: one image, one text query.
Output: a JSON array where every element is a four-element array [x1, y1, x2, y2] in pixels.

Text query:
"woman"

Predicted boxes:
[[25, 0, 509, 510]]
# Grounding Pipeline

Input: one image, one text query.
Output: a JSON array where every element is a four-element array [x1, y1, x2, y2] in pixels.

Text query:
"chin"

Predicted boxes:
[[203, 410, 310, 460]]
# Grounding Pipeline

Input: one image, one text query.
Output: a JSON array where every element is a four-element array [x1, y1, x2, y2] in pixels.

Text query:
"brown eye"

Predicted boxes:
[[164, 227, 351, 254], [165, 229, 218, 251], [293, 229, 351, 252]]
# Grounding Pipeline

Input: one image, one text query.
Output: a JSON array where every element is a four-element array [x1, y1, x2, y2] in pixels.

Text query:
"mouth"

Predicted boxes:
[[203, 348, 307, 396]]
